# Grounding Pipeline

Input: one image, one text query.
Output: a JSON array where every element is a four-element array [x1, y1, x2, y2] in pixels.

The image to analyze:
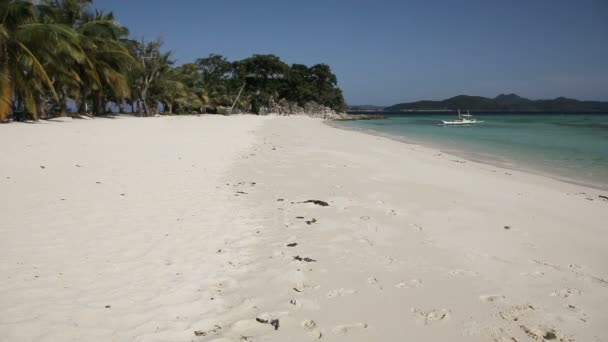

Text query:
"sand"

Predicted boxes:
[[1, 115, 607, 342]]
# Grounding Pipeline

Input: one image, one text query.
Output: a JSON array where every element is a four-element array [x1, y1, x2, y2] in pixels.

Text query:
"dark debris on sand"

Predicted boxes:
[[302, 200, 329, 207], [194, 324, 222, 337], [293, 255, 316, 262], [256, 318, 280, 330]]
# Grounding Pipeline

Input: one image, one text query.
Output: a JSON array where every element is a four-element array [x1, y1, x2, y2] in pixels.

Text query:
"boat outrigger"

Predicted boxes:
[[441, 109, 482, 125]]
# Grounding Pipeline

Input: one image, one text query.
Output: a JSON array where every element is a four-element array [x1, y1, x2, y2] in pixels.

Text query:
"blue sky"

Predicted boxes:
[[96, 0, 608, 105]]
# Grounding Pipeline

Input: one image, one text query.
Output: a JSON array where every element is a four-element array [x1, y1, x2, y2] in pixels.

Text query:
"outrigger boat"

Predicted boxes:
[[441, 109, 482, 125]]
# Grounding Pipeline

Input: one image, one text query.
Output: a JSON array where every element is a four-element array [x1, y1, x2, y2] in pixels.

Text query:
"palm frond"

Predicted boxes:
[[14, 40, 57, 100], [21, 86, 38, 120], [0, 60, 11, 112]]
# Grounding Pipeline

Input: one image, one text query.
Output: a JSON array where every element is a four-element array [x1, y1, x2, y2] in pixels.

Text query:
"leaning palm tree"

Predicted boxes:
[[0, 0, 84, 121], [75, 10, 133, 115]]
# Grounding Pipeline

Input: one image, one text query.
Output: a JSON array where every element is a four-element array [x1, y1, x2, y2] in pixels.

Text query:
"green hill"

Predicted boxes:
[[385, 94, 608, 112]]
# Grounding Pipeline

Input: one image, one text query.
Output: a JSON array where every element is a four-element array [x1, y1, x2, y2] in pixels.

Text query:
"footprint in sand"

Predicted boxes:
[[479, 294, 506, 303], [520, 270, 545, 277], [379, 255, 397, 266], [498, 304, 536, 322], [290, 298, 320, 311], [291, 270, 320, 293], [359, 236, 374, 246], [550, 288, 581, 298], [302, 320, 323, 339], [411, 308, 451, 325], [367, 276, 383, 290], [326, 288, 357, 298], [396, 278, 422, 289], [533, 260, 608, 285], [565, 304, 589, 323], [331, 322, 368, 335], [485, 327, 520, 342], [448, 269, 479, 276], [519, 324, 565, 341], [409, 223, 423, 232]]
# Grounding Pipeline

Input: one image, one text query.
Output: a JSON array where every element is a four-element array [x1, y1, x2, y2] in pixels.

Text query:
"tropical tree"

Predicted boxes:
[[41, 0, 133, 116], [171, 63, 204, 113], [0, 0, 84, 121], [75, 10, 133, 115], [196, 54, 236, 112], [235, 54, 288, 113], [1, 0, 347, 122], [129, 38, 172, 116]]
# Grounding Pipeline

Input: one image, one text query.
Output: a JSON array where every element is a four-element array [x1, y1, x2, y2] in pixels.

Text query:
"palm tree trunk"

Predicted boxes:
[[92, 93, 102, 116], [137, 98, 143, 116], [0, 49, 11, 123], [101, 96, 109, 114], [0, 80, 12, 123], [78, 87, 88, 115], [58, 90, 68, 117], [119, 97, 127, 114], [34, 93, 47, 121]]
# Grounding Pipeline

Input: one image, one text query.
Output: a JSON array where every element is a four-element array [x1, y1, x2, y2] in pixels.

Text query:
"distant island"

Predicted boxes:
[[348, 105, 386, 112], [359, 94, 608, 113]]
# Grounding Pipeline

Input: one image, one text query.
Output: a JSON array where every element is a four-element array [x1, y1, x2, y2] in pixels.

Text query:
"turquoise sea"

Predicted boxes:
[[336, 113, 608, 189]]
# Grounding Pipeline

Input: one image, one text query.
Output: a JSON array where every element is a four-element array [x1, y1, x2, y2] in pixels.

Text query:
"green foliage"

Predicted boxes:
[[0, 0, 347, 121], [192, 54, 346, 114]]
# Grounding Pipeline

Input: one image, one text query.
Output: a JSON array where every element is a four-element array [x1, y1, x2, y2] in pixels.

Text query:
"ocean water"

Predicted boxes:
[[336, 113, 608, 189]]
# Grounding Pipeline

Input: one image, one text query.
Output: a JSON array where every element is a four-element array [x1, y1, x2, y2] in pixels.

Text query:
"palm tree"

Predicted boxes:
[[41, 1, 133, 116], [75, 10, 133, 115], [0, 0, 84, 121]]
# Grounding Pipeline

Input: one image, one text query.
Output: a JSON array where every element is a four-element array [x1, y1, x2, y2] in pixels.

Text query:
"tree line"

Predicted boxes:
[[0, 0, 347, 123]]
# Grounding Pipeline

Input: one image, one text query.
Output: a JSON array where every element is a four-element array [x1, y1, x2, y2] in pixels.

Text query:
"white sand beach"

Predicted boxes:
[[1, 115, 607, 342]]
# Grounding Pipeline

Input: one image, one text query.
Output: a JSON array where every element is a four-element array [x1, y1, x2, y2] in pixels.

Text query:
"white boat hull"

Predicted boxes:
[[441, 119, 479, 125]]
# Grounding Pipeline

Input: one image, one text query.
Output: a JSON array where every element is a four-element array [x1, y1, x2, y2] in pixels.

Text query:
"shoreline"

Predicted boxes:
[[1, 115, 607, 341], [327, 119, 608, 192]]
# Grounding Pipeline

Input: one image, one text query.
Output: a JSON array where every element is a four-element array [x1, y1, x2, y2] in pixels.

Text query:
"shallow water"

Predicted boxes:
[[336, 113, 608, 189]]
